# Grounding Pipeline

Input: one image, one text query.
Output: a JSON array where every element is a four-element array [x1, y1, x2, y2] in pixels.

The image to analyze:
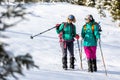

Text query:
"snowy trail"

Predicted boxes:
[[14, 69, 120, 80], [0, 2, 120, 80]]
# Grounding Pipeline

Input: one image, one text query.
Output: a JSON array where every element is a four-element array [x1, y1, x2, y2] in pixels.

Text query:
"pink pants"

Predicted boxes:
[[84, 46, 97, 60]]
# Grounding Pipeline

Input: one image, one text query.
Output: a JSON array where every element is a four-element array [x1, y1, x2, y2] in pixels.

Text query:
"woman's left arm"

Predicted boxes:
[[94, 25, 100, 39]]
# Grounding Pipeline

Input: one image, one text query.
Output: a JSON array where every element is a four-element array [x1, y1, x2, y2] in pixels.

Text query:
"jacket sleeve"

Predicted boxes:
[[81, 26, 85, 39], [94, 25, 100, 39], [56, 23, 64, 34]]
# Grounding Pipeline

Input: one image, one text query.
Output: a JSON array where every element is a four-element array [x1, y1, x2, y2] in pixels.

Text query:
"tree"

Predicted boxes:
[[0, 3, 39, 80], [0, 0, 2, 4], [95, 0, 107, 18], [110, 0, 120, 21], [96, 0, 120, 26], [71, 0, 86, 5], [86, 0, 95, 7]]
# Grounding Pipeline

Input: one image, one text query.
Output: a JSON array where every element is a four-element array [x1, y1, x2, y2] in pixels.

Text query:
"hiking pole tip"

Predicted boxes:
[[30, 36, 33, 39]]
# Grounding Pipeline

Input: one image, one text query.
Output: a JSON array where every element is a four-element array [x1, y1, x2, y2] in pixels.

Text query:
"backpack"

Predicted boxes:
[[56, 22, 75, 42], [83, 22, 102, 33]]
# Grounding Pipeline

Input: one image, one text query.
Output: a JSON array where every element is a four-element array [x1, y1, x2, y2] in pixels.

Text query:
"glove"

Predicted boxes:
[[55, 24, 60, 29], [75, 34, 80, 40]]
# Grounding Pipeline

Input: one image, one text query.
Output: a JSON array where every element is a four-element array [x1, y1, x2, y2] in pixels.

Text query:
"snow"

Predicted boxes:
[[0, 2, 120, 80]]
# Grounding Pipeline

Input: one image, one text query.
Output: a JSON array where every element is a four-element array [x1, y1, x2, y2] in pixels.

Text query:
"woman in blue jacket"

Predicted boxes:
[[81, 15, 100, 72]]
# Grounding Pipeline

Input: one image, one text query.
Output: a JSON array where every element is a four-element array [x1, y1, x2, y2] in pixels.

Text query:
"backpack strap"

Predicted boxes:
[[59, 22, 67, 42], [83, 24, 94, 32], [83, 24, 87, 31], [91, 24, 94, 32], [61, 22, 67, 30], [59, 22, 75, 42], [71, 23, 75, 37], [62, 22, 75, 34]]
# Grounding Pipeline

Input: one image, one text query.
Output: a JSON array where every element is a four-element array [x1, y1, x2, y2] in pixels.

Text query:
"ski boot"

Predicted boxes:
[[62, 57, 67, 70], [70, 57, 75, 69], [88, 59, 93, 72]]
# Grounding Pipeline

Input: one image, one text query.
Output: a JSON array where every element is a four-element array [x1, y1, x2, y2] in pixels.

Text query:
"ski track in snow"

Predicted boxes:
[[0, 2, 120, 80]]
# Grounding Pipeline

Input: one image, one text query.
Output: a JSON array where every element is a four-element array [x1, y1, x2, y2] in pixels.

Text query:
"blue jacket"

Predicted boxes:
[[81, 22, 100, 46], [56, 23, 76, 41]]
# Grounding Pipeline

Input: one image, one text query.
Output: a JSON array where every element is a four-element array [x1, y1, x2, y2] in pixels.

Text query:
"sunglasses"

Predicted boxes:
[[68, 18, 74, 21], [85, 18, 89, 20]]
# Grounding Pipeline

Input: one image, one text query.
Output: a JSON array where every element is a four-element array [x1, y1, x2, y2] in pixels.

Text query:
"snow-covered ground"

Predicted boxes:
[[0, 2, 120, 80]]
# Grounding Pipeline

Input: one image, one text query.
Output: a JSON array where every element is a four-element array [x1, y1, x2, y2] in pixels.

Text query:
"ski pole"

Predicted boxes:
[[99, 41, 107, 76], [77, 40, 83, 70], [30, 26, 56, 39], [80, 40, 83, 69]]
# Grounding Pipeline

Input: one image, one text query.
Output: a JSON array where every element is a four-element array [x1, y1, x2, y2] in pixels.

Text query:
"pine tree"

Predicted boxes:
[[74, 0, 86, 5], [86, 0, 95, 7], [95, 0, 107, 18], [110, 0, 120, 21], [0, 3, 39, 80]]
